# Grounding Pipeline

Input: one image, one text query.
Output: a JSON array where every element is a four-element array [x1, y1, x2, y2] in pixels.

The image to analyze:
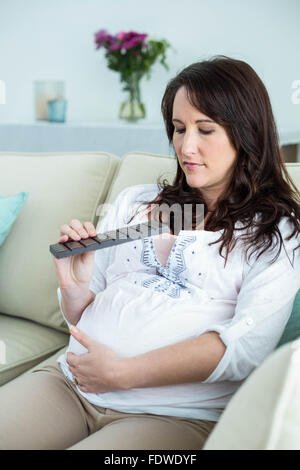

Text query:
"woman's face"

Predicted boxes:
[[172, 86, 237, 210]]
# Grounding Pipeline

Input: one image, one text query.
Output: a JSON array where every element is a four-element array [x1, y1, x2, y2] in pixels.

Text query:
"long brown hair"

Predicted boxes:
[[130, 55, 300, 267]]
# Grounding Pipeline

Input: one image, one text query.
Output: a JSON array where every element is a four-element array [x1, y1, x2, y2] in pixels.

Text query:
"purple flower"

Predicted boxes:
[[121, 34, 148, 50], [95, 29, 149, 53], [94, 29, 114, 48], [108, 42, 122, 51], [116, 31, 127, 40], [121, 31, 138, 41]]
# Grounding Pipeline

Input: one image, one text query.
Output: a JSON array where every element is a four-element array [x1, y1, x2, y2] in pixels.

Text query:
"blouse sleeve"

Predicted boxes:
[[202, 218, 300, 383], [89, 186, 138, 295], [56, 186, 139, 324]]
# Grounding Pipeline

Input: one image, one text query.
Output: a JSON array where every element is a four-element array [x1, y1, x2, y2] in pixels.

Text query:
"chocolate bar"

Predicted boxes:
[[49, 221, 169, 259]]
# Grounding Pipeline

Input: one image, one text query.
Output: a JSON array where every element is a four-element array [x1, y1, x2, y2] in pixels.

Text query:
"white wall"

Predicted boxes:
[[0, 0, 299, 131]]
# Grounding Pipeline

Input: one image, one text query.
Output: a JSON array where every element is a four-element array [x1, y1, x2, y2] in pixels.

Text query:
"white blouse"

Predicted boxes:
[[57, 184, 300, 421]]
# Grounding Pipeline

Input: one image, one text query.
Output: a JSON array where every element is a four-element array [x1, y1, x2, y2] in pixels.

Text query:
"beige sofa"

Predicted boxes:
[[0, 150, 299, 449]]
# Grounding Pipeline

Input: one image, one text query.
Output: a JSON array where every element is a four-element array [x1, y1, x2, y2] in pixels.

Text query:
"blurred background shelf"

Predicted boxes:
[[0, 120, 299, 161], [0, 120, 170, 157]]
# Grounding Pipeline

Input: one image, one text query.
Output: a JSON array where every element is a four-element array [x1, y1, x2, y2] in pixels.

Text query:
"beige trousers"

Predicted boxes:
[[0, 364, 216, 450]]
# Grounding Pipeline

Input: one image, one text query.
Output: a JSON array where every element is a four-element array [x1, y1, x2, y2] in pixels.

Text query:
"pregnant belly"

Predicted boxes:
[[66, 279, 235, 359]]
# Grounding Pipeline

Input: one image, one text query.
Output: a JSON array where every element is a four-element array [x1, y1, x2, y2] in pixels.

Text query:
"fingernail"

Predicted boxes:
[[70, 325, 79, 334]]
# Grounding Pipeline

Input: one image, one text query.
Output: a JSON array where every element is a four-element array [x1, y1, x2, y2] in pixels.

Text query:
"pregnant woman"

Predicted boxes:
[[0, 55, 299, 450]]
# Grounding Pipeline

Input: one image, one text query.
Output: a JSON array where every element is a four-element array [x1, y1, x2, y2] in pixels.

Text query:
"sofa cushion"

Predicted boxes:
[[103, 151, 177, 207], [203, 339, 300, 450], [22, 345, 68, 376], [277, 288, 300, 347], [285, 162, 300, 189], [0, 313, 68, 386], [0, 152, 120, 331], [0, 191, 29, 245], [103, 155, 299, 211]]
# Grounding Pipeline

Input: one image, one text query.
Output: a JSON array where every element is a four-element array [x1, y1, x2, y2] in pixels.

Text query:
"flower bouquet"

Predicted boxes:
[[94, 29, 172, 121]]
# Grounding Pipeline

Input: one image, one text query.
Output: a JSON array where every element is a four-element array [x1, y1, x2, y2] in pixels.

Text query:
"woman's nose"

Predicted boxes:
[[181, 132, 200, 156]]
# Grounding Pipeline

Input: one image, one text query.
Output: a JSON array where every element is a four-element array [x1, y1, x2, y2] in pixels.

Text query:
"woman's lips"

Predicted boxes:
[[184, 163, 206, 170]]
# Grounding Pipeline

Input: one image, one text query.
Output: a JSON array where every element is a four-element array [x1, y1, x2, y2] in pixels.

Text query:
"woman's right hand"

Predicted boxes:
[[51, 219, 98, 289]]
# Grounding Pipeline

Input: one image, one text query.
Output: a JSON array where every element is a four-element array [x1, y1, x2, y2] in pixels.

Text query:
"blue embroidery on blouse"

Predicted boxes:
[[142, 276, 184, 298], [140, 235, 196, 298]]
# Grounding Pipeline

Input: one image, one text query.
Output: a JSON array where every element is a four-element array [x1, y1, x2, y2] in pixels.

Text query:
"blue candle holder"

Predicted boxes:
[[47, 99, 67, 123]]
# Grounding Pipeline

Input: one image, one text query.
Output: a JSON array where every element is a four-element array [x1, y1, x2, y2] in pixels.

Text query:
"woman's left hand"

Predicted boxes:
[[66, 326, 126, 394]]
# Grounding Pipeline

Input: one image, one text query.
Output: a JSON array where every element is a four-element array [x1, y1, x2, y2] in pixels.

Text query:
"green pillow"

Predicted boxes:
[[277, 289, 300, 347], [0, 192, 29, 246]]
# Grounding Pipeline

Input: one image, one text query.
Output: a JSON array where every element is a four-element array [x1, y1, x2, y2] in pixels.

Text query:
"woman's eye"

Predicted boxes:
[[200, 130, 214, 135], [174, 128, 214, 135]]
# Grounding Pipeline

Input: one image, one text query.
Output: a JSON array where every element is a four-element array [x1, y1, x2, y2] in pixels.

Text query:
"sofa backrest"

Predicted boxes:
[[0, 150, 299, 333], [104, 151, 177, 205], [0, 152, 120, 331], [285, 163, 300, 189], [98, 152, 300, 225]]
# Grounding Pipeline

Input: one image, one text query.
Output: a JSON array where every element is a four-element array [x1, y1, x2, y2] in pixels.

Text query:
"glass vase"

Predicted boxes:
[[119, 73, 146, 122], [34, 81, 65, 121]]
